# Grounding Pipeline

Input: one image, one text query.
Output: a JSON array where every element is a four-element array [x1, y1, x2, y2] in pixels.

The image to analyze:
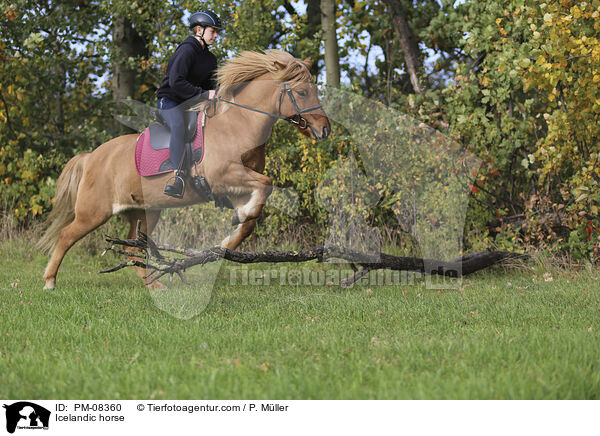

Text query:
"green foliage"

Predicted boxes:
[[0, 0, 112, 221], [440, 1, 541, 251], [0, 147, 61, 218], [224, 0, 284, 52], [256, 121, 351, 245], [439, 0, 599, 260], [522, 0, 600, 260]]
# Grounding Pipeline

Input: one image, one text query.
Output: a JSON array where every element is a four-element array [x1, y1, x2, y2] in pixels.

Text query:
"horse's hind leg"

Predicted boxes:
[[124, 210, 165, 289], [43, 208, 111, 290]]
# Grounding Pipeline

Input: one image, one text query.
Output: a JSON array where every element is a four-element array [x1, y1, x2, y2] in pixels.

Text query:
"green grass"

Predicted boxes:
[[1, 239, 599, 399]]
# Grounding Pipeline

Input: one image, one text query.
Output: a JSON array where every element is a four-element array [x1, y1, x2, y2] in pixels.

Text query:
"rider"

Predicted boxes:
[[156, 10, 221, 198]]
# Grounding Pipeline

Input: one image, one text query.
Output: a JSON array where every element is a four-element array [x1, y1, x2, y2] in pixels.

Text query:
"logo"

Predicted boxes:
[[3, 402, 50, 434]]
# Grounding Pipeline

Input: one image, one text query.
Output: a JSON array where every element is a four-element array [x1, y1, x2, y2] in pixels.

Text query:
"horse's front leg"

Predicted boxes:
[[221, 219, 258, 250], [216, 164, 272, 250]]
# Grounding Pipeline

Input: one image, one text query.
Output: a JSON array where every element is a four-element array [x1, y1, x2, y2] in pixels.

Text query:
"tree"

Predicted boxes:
[[111, 14, 149, 133], [381, 0, 422, 94], [321, 0, 340, 87]]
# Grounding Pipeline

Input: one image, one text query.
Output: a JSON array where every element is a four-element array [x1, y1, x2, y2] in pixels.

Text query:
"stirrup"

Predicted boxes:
[[164, 174, 185, 199]]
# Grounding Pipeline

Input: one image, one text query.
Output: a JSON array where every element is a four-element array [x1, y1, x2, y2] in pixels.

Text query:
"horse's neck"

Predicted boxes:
[[209, 101, 277, 152]]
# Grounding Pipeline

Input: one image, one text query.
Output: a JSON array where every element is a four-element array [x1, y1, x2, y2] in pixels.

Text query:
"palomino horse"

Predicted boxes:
[[38, 50, 330, 290]]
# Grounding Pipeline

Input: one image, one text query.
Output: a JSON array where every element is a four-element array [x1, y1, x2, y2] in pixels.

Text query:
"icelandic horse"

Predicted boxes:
[[38, 50, 330, 290]]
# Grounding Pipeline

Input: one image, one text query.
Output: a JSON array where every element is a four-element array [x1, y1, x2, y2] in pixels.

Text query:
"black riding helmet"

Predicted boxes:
[[189, 10, 222, 30]]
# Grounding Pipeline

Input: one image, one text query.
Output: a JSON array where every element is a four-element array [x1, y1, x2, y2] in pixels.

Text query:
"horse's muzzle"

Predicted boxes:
[[310, 124, 330, 141]]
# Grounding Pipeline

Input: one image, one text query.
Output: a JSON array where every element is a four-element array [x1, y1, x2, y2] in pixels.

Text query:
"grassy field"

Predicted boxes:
[[1, 238, 599, 399]]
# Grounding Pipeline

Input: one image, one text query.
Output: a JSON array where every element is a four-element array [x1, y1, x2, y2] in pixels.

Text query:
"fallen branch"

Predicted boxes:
[[101, 229, 528, 288]]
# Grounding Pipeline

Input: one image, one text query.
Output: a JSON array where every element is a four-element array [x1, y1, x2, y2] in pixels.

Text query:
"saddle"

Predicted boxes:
[[135, 90, 217, 176], [135, 110, 205, 176]]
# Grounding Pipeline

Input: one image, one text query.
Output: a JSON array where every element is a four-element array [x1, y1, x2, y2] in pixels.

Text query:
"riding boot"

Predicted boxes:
[[164, 171, 185, 199]]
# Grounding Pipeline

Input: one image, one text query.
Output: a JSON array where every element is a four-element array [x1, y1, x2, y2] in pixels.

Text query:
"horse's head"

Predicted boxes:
[[273, 57, 330, 141], [216, 50, 331, 141]]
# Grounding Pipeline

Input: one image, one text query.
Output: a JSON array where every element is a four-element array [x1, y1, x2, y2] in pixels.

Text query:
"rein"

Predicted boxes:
[[205, 83, 322, 132]]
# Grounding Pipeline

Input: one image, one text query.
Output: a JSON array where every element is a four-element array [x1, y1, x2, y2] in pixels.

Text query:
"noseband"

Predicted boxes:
[[206, 83, 322, 132]]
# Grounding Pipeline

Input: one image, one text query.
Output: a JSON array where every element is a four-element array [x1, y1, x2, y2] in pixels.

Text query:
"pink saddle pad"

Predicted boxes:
[[135, 87, 216, 177], [134, 113, 204, 177]]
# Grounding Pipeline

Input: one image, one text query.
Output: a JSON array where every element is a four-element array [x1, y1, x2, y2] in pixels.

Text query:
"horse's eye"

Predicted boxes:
[[297, 90, 308, 97]]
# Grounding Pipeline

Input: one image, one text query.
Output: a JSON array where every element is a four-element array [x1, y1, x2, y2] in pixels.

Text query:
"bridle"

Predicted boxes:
[[205, 83, 323, 135]]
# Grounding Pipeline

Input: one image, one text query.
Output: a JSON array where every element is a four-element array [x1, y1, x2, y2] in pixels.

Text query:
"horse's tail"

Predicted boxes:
[[38, 153, 89, 255]]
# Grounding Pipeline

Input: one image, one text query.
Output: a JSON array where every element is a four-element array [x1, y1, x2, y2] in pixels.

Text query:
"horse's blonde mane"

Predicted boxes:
[[214, 50, 313, 113]]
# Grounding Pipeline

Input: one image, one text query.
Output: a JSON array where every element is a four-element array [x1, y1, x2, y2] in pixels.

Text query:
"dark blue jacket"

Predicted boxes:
[[156, 36, 217, 104]]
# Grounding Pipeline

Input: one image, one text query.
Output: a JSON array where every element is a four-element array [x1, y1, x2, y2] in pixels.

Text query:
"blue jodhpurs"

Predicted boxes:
[[157, 97, 186, 170]]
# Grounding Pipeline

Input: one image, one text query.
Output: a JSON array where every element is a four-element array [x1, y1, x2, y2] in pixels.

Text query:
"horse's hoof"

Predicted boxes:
[[43, 284, 55, 291], [43, 279, 56, 291], [231, 211, 240, 227]]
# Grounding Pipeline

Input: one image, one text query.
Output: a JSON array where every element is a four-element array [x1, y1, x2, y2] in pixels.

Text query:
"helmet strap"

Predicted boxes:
[[194, 26, 208, 47]]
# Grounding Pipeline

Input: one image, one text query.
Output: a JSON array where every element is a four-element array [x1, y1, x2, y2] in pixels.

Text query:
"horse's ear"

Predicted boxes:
[[304, 57, 312, 68], [274, 60, 287, 70]]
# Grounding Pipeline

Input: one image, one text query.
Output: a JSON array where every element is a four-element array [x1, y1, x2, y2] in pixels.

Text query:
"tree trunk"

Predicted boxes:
[[306, 0, 321, 76], [382, 0, 423, 94], [112, 15, 148, 134], [307, 0, 321, 34], [102, 229, 529, 289], [321, 0, 340, 88]]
